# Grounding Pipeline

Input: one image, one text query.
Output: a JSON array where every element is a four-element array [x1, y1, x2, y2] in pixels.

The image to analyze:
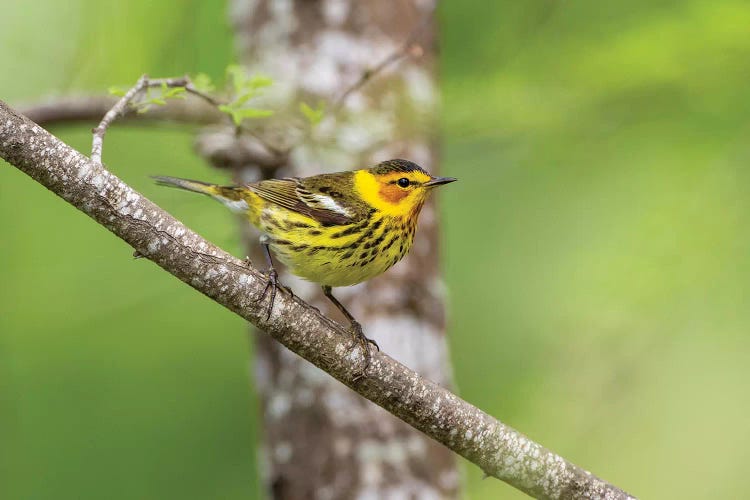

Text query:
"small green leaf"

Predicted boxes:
[[226, 64, 247, 94], [163, 87, 186, 99], [225, 64, 244, 79], [247, 75, 273, 90], [218, 104, 242, 126], [299, 101, 325, 125], [192, 73, 215, 93], [233, 93, 254, 107], [225, 64, 273, 95], [156, 81, 186, 100], [219, 104, 273, 126], [108, 86, 127, 97], [235, 108, 274, 119]]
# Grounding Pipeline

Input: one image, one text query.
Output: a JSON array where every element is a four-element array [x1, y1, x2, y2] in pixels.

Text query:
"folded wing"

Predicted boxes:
[[248, 178, 358, 226]]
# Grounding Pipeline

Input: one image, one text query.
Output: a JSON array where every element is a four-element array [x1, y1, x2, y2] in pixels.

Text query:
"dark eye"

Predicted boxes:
[[397, 177, 410, 188]]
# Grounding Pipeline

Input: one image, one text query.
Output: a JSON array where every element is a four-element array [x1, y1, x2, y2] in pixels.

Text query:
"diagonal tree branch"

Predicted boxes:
[[0, 100, 635, 500]]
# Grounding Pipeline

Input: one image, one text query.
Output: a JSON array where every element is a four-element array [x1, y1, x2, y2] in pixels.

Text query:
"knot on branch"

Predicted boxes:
[[194, 124, 288, 173]]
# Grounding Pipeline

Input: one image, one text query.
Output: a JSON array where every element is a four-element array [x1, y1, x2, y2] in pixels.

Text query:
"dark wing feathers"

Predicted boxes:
[[248, 178, 355, 226]]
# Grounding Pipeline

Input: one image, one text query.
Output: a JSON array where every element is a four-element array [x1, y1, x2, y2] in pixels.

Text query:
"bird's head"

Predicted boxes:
[[354, 159, 456, 218]]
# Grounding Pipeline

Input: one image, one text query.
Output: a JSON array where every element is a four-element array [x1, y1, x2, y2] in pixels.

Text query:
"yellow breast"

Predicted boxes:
[[257, 207, 414, 287]]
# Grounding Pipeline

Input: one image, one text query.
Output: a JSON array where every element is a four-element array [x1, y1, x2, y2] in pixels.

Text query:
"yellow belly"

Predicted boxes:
[[254, 206, 414, 287]]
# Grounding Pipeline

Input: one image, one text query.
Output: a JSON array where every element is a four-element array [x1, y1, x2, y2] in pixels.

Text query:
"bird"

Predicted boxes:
[[154, 159, 456, 375]]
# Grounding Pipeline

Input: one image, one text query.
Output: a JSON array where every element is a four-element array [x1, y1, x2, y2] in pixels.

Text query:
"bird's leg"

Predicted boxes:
[[322, 285, 379, 378], [321, 286, 379, 351], [254, 237, 280, 320]]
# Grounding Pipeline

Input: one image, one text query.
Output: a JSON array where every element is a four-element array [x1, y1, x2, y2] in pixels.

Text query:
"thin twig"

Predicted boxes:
[[90, 74, 222, 165], [90, 74, 147, 165], [1, 100, 635, 500], [331, 12, 432, 112], [276, 15, 434, 156]]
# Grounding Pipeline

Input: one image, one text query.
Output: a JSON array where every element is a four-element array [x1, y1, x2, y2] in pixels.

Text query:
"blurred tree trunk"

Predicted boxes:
[[220, 1, 459, 497]]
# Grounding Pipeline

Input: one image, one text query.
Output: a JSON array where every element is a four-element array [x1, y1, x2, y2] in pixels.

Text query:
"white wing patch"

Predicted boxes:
[[216, 197, 249, 213], [310, 193, 353, 217]]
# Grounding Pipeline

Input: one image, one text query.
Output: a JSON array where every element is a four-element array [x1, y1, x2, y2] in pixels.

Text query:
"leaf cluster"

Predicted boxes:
[[109, 81, 186, 114], [218, 65, 274, 126], [107, 66, 327, 129]]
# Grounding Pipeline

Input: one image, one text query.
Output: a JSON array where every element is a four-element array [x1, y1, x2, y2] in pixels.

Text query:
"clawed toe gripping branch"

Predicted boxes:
[[0, 98, 635, 500], [255, 267, 280, 320], [322, 284, 380, 378]]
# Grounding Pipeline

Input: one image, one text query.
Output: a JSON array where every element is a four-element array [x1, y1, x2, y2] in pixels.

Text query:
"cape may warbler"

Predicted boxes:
[[155, 159, 455, 372]]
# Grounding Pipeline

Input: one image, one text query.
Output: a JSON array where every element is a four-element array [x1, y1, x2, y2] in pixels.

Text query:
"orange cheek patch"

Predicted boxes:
[[379, 184, 409, 204]]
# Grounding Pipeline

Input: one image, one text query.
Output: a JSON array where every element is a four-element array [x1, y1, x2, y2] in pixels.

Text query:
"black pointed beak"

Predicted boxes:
[[425, 176, 457, 187]]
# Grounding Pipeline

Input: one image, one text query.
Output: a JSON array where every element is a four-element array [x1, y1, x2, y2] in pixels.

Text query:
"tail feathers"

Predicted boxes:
[[153, 175, 250, 213], [152, 175, 217, 195]]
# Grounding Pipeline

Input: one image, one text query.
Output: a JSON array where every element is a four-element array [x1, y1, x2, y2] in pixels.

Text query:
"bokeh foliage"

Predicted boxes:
[[2, 1, 750, 498]]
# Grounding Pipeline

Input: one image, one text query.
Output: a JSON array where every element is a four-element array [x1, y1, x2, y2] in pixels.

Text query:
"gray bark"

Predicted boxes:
[[16, 94, 223, 127], [0, 99, 635, 500]]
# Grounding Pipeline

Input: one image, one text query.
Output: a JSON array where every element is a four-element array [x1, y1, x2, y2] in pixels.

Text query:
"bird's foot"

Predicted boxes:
[[349, 320, 379, 381], [254, 267, 280, 320]]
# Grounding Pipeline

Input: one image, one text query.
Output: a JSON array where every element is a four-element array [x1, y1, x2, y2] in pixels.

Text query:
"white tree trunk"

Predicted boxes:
[[226, 1, 460, 498]]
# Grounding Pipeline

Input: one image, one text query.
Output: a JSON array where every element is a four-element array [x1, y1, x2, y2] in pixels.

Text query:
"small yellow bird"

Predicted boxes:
[[154, 159, 455, 370]]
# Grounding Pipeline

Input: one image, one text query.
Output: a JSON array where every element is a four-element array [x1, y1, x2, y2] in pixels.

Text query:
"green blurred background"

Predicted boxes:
[[2, 1, 749, 498]]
